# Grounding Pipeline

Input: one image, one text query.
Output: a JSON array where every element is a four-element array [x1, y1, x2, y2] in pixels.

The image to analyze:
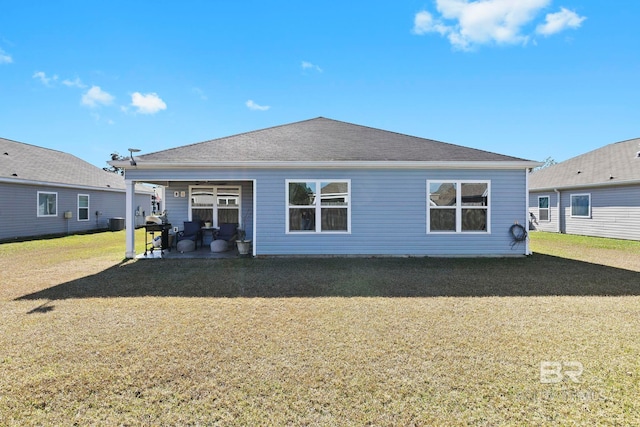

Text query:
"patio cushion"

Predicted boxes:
[[177, 239, 195, 253], [210, 239, 228, 252]]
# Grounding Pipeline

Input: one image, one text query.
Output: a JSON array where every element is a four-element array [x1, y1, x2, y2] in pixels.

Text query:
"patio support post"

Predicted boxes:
[[525, 169, 531, 255], [125, 179, 136, 258]]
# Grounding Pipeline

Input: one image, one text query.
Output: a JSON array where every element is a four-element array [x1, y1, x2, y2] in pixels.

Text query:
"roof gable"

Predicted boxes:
[[0, 137, 127, 190], [138, 117, 530, 164], [529, 138, 640, 190]]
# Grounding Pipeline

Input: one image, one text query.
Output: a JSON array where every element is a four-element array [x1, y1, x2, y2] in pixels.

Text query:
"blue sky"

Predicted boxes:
[[1, 1, 638, 168]]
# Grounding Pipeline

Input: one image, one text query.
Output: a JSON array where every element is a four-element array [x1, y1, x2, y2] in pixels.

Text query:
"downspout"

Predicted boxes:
[[252, 179, 257, 257], [554, 189, 561, 233], [125, 179, 137, 258]]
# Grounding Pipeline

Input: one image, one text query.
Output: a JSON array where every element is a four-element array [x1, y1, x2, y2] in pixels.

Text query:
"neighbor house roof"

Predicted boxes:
[[126, 117, 535, 168], [529, 137, 640, 190], [1, 137, 131, 191]]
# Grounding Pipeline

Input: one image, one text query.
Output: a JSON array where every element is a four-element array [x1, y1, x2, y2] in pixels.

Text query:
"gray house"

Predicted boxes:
[[529, 137, 640, 241], [112, 117, 539, 258], [0, 137, 154, 241]]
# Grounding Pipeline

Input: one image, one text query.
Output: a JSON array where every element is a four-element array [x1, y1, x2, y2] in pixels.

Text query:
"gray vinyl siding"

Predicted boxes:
[[528, 192, 559, 233], [562, 185, 640, 241], [127, 167, 530, 256], [0, 182, 151, 241], [529, 185, 640, 241]]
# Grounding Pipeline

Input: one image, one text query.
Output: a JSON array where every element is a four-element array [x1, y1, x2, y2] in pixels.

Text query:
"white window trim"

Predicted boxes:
[[77, 194, 90, 222], [426, 180, 491, 234], [188, 185, 242, 228], [570, 193, 591, 218], [286, 179, 351, 234], [37, 191, 58, 217], [538, 195, 550, 222]]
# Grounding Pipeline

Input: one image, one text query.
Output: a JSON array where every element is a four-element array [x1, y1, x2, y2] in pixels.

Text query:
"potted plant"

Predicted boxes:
[[235, 212, 252, 255], [235, 228, 251, 255]]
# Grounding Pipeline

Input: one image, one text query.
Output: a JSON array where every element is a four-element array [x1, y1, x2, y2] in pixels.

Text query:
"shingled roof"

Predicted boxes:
[[1, 137, 126, 190], [137, 117, 531, 164], [529, 137, 640, 190]]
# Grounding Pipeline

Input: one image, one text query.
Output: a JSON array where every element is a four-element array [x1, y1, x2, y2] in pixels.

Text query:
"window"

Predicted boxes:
[[189, 186, 241, 226], [427, 181, 490, 233], [538, 196, 550, 222], [37, 191, 57, 217], [571, 193, 591, 218], [78, 194, 90, 221], [287, 180, 350, 233]]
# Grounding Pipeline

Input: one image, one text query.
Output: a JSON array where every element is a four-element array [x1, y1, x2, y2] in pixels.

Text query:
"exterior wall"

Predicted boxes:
[[0, 181, 151, 241], [163, 181, 254, 243], [529, 185, 640, 241], [528, 191, 559, 233], [561, 185, 640, 241], [127, 167, 530, 256]]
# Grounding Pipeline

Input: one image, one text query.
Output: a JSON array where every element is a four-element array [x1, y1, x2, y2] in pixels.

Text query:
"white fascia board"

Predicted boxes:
[[530, 179, 640, 192], [111, 160, 542, 170], [0, 177, 125, 192], [0, 177, 151, 194]]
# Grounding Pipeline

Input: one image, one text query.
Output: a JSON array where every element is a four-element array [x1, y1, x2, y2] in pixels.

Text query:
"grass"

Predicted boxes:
[[0, 231, 639, 425]]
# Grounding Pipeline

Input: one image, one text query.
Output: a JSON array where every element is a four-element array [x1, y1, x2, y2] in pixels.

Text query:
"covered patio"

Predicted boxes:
[[125, 179, 256, 259]]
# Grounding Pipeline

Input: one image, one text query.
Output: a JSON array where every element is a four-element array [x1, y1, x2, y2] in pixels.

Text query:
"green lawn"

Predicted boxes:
[[0, 231, 638, 425]]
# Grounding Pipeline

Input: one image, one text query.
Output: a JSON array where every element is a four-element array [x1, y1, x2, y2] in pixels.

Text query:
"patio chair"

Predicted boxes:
[[215, 223, 238, 243], [176, 221, 203, 249]]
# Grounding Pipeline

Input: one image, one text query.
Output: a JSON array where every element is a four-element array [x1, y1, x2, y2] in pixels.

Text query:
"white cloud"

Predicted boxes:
[[413, 0, 585, 50], [301, 61, 323, 72], [246, 99, 270, 111], [130, 92, 167, 114], [33, 71, 58, 86], [62, 77, 87, 88], [536, 7, 586, 36], [81, 85, 115, 108], [0, 48, 12, 64], [413, 11, 450, 36]]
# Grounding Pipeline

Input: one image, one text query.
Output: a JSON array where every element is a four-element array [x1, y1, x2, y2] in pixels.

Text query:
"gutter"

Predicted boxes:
[[0, 177, 153, 194], [0, 177, 124, 193], [110, 160, 542, 170], [531, 178, 640, 192]]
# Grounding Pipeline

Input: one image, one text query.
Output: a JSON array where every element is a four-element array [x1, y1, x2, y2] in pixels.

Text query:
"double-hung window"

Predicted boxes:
[[427, 181, 490, 233], [538, 196, 550, 221], [570, 193, 591, 218], [78, 194, 90, 221], [190, 186, 241, 226], [287, 180, 350, 233], [37, 191, 57, 217]]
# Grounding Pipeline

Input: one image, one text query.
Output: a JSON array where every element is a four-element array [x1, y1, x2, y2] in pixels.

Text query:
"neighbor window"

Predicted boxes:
[[427, 181, 490, 233], [190, 186, 241, 226], [287, 180, 350, 233], [37, 191, 57, 217], [570, 193, 591, 218], [538, 196, 550, 222], [78, 194, 90, 221]]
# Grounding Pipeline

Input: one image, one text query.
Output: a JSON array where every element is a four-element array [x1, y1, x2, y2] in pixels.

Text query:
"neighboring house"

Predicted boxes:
[[529, 137, 640, 241], [111, 117, 540, 258], [0, 137, 155, 241]]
